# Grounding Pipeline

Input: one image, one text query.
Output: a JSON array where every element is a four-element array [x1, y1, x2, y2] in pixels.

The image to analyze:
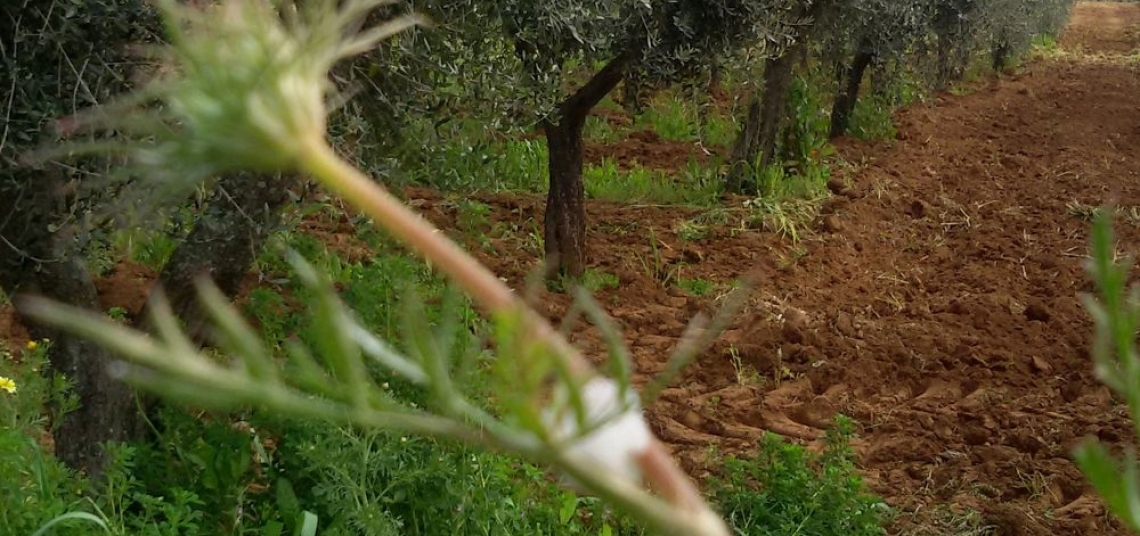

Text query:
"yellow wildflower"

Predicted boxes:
[[0, 376, 16, 394], [25, 340, 37, 351]]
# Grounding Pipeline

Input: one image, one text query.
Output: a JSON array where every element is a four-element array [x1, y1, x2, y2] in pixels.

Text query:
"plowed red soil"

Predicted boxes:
[[4, 3, 1140, 534], [478, 4, 1140, 534]]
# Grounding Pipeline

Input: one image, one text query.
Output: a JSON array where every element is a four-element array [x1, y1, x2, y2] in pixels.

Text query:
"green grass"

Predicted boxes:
[[4, 200, 892, 536], [632, 91, 737, 147], [675, 277, 715, 296], [581, 269, 621, 292], [585, 158, 722, 206], [403, 134, 549, 193], [700, 113, 739, 148], [741, 196, 825, 242], [635, 93, 700, 142], [584, 114, 627, 143]]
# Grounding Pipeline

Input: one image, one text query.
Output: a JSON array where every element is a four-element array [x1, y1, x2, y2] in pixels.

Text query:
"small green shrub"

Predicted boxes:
[[785, 73, 833, 165], [260, 420, 641, 536], [708, 416, 890, 536], [584, 115, 626, 143], [635, 94, 700, 142], [453, 199, 493, 233], [675, 277, 714, 297], [848, 96, 897, 141], [0, 344, 85, 536], [404, 134, 548, 193], [674, 219, 710, 241], [700, 113, 739, 148]]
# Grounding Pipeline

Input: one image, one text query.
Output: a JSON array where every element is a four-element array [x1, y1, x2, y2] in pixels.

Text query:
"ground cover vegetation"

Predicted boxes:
[[9, 0, 1140, 535]]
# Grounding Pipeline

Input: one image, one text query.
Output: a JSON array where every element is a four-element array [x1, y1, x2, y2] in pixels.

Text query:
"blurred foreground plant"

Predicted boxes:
[[21, 1, 745, 535], [1076, 209, 1140, 532]]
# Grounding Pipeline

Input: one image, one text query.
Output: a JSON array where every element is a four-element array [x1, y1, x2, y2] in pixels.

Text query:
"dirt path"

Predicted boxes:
[[1062, 1, 1140, 52]]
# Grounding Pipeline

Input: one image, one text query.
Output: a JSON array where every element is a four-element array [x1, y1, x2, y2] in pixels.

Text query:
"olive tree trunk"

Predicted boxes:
[[542, 54, 629, 279], [0, 167, 149, 481], [0, 0, 297, 480], [725, 0, 828, 194], [145, 173, 297, 345], [991, 31, 1012, 72], [0, 169, 295, 479], [829, 49, 875, 139], [725, 51, 800, 194]]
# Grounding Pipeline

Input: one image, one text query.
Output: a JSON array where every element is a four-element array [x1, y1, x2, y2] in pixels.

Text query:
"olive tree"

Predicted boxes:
[[819, 0, 936, 139], [1, 1, 299, 478], [922, 0, 1072, 87], [977, 0, 1074, 71], [819, 0, 1074, 139], [725, 0, 832, 194], [356, 0, 779, 278], [929, 0, 978, 89]]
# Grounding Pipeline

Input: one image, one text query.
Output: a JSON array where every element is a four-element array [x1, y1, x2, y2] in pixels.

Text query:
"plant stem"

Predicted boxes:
[[297, 139, 591, 379], [296, 138, 722, 532]]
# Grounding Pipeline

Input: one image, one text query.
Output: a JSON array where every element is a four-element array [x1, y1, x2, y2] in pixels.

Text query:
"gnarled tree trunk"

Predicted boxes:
[[0, 167, 149, 481], [542, 54, 629, 279], [991, 31, 1012, 73], [0, 0, 296, 481], [725, 51, 799, 194], [145, 172, 298, 345], [0, 168, 297, 479], [726, 0, 828, 194], [829, 48, 875, 139]]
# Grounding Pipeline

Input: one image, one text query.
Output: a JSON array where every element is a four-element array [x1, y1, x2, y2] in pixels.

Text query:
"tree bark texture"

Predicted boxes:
[[542, 54, 629, 279], [543, 123, 588, 278], [726, 95, 764, 194], [829, 50, 875, 139], [725, 51, 799, 194], [0, 167, 149, 481], [933, 0, 976, 89], [144, 173, 297, 346], [991, 31, 1012, 72], [0, 0, 297, 480], [0, 167, 297, 479], [726, 0, 827, 194]]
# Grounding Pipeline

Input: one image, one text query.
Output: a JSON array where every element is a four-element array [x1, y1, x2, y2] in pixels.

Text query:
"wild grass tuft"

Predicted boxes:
[[585, 158, 722, 206]]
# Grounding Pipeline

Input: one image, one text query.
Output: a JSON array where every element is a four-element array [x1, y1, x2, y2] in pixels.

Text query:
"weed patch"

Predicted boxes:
[[708, 417, 890, 536]]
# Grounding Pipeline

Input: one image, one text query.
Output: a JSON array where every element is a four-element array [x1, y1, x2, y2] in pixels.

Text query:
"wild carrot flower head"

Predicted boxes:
[[39, 0, 423, 183]]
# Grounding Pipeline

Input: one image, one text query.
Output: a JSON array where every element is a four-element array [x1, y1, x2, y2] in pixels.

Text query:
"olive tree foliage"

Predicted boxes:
[[1, 0, 299, 479], [816, 0, 1073, 139], [341, 0, 782, 278], [916, 0, 1072, 88], [925, 0, 977, 89]]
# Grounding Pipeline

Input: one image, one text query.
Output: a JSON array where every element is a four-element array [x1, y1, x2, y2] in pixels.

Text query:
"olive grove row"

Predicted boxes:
[[346, 0, 1073, 276]]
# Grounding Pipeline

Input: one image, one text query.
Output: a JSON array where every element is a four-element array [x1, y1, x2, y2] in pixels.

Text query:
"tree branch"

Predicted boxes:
[[558, 52, 632, 125]]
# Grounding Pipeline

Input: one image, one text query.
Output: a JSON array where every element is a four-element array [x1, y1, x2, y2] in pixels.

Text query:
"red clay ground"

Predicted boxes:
[[4, 3, 1140, 535]]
